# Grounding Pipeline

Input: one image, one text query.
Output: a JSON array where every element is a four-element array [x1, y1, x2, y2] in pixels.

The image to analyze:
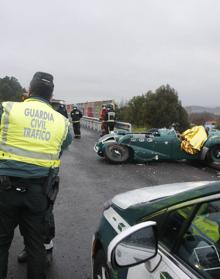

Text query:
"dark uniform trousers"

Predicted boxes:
[[0, 177, 48, 279], [101, 121, 114, 136], [101, 121, 108, 136], [73, 121, 81, 137], [108, 121, 115, 132]]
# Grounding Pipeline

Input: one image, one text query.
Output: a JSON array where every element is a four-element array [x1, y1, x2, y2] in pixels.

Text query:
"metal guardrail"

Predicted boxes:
[[115, 121, 132, 132], [81, 117, 101, 131], [81, 116, 132, 132]]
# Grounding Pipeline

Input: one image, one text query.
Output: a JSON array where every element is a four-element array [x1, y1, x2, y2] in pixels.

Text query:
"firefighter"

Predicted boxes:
[[56, 104, 68, 118], [51, 101, 68, 118], [99, 103, 115, 136], [70, 105, 83, 138], [0, 72, 72, 279], [106, 103, 115, 132], [99, 104, 108, 136]]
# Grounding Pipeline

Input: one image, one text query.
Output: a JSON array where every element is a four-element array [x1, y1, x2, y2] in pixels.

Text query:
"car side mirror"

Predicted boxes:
[[107, 221, 157, 268]]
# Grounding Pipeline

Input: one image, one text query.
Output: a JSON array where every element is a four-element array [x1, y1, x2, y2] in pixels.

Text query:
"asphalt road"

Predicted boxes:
[[8, 128, 220, 279]]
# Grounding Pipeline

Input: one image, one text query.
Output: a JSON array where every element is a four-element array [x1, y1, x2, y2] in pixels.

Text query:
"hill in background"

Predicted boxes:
[[185, 106, 220, 115]]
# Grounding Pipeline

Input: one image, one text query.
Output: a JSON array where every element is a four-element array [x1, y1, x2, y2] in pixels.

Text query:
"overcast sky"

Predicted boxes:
[[1, 0, 220, 106]]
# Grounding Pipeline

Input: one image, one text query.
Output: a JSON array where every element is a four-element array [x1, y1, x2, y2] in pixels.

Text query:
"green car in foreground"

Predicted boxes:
[[94, 128, 220, 164], [92, 180, 220, 279]]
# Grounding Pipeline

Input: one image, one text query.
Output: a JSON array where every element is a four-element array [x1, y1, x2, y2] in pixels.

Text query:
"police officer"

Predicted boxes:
[[17, 102, 69, 265], [70, 105, 83, 138], [0, 72, 72, 279]]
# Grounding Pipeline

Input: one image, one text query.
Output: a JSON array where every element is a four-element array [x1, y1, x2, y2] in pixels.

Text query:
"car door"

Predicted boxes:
[[123, 206, 194, 279], [142, 195, 220, 279], [152, 135, 173, 160], [132, 133, 172, 161], [130, 134, 157, 161], [174, 199, 220, 279], [149, 129, 179, 160], [126, 252, 191, 278], [141, 205, 195, 279]]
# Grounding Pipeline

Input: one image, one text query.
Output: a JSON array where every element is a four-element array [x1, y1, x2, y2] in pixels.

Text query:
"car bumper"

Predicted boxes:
[[94, 144, 99, 152], [94, 144, 104, 156]]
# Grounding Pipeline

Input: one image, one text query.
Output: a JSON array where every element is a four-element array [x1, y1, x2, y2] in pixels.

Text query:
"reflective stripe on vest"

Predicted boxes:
[[1, 102, 14, 144], [107, 111, 115, 121], [0, 99, 69, 168], [0, 144, 59, 160]]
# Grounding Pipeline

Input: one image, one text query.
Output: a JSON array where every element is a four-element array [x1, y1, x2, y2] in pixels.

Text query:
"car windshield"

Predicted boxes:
[[100, 134, 115, 141], [159, 128, 177, 137]]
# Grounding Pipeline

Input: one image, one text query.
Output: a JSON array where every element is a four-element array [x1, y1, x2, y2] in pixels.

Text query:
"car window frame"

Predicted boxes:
[[141, 193, 220, 278], [161, 203, 200, 251], [164, 194, 220, 246], [172, 198, 220, 279]]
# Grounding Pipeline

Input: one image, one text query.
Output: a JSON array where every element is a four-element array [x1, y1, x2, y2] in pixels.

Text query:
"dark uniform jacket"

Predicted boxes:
[[70, 109, 83, 122]]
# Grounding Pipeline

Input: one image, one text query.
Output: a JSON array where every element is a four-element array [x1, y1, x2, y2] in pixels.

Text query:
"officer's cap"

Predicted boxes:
[[30, 72, 54, 90]]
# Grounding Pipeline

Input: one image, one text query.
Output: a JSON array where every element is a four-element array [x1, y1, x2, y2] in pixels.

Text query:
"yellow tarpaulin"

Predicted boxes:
[[181, 126, 208, 155]]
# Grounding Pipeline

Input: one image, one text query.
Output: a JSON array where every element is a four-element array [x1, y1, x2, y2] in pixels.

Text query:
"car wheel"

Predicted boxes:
[[207, 145, 220, 163], [93, 249, 111, 279], [104, 143, 130, 163]]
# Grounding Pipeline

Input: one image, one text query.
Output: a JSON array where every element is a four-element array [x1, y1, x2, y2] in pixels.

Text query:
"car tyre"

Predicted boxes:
[[207, 145, 220, 163], [103, 143, 130, 163], [93, 249, 111, 279]]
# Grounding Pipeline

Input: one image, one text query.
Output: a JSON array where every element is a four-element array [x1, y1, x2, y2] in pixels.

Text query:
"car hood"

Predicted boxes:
[[112, 181, 215, 209]]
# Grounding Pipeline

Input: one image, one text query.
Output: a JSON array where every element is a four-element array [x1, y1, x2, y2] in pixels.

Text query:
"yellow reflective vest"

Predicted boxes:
[[193, 215, 219, 243], [0, 98, 69, 168]]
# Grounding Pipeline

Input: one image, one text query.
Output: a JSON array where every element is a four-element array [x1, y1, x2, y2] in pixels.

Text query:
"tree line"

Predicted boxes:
[[1, 75, 219, 131], [0, 76, 26, 102], [116, 85, 190, 132]]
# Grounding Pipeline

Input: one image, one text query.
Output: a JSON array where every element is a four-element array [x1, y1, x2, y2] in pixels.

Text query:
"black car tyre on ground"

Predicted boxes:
[[103, 143, 130, 163], [207, 145, 220, 163], [93, 249, 111, 279]]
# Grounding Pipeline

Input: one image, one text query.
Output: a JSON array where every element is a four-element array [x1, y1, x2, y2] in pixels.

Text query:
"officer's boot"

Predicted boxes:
[[46, 248, 53, 267], [18, 247, 53, 266], [44, 240, 54, 267], [17, 248, 27, 263]]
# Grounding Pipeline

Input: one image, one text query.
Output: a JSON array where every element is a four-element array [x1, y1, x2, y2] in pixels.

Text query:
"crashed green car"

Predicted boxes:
[[94, 128, 220, 163]]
